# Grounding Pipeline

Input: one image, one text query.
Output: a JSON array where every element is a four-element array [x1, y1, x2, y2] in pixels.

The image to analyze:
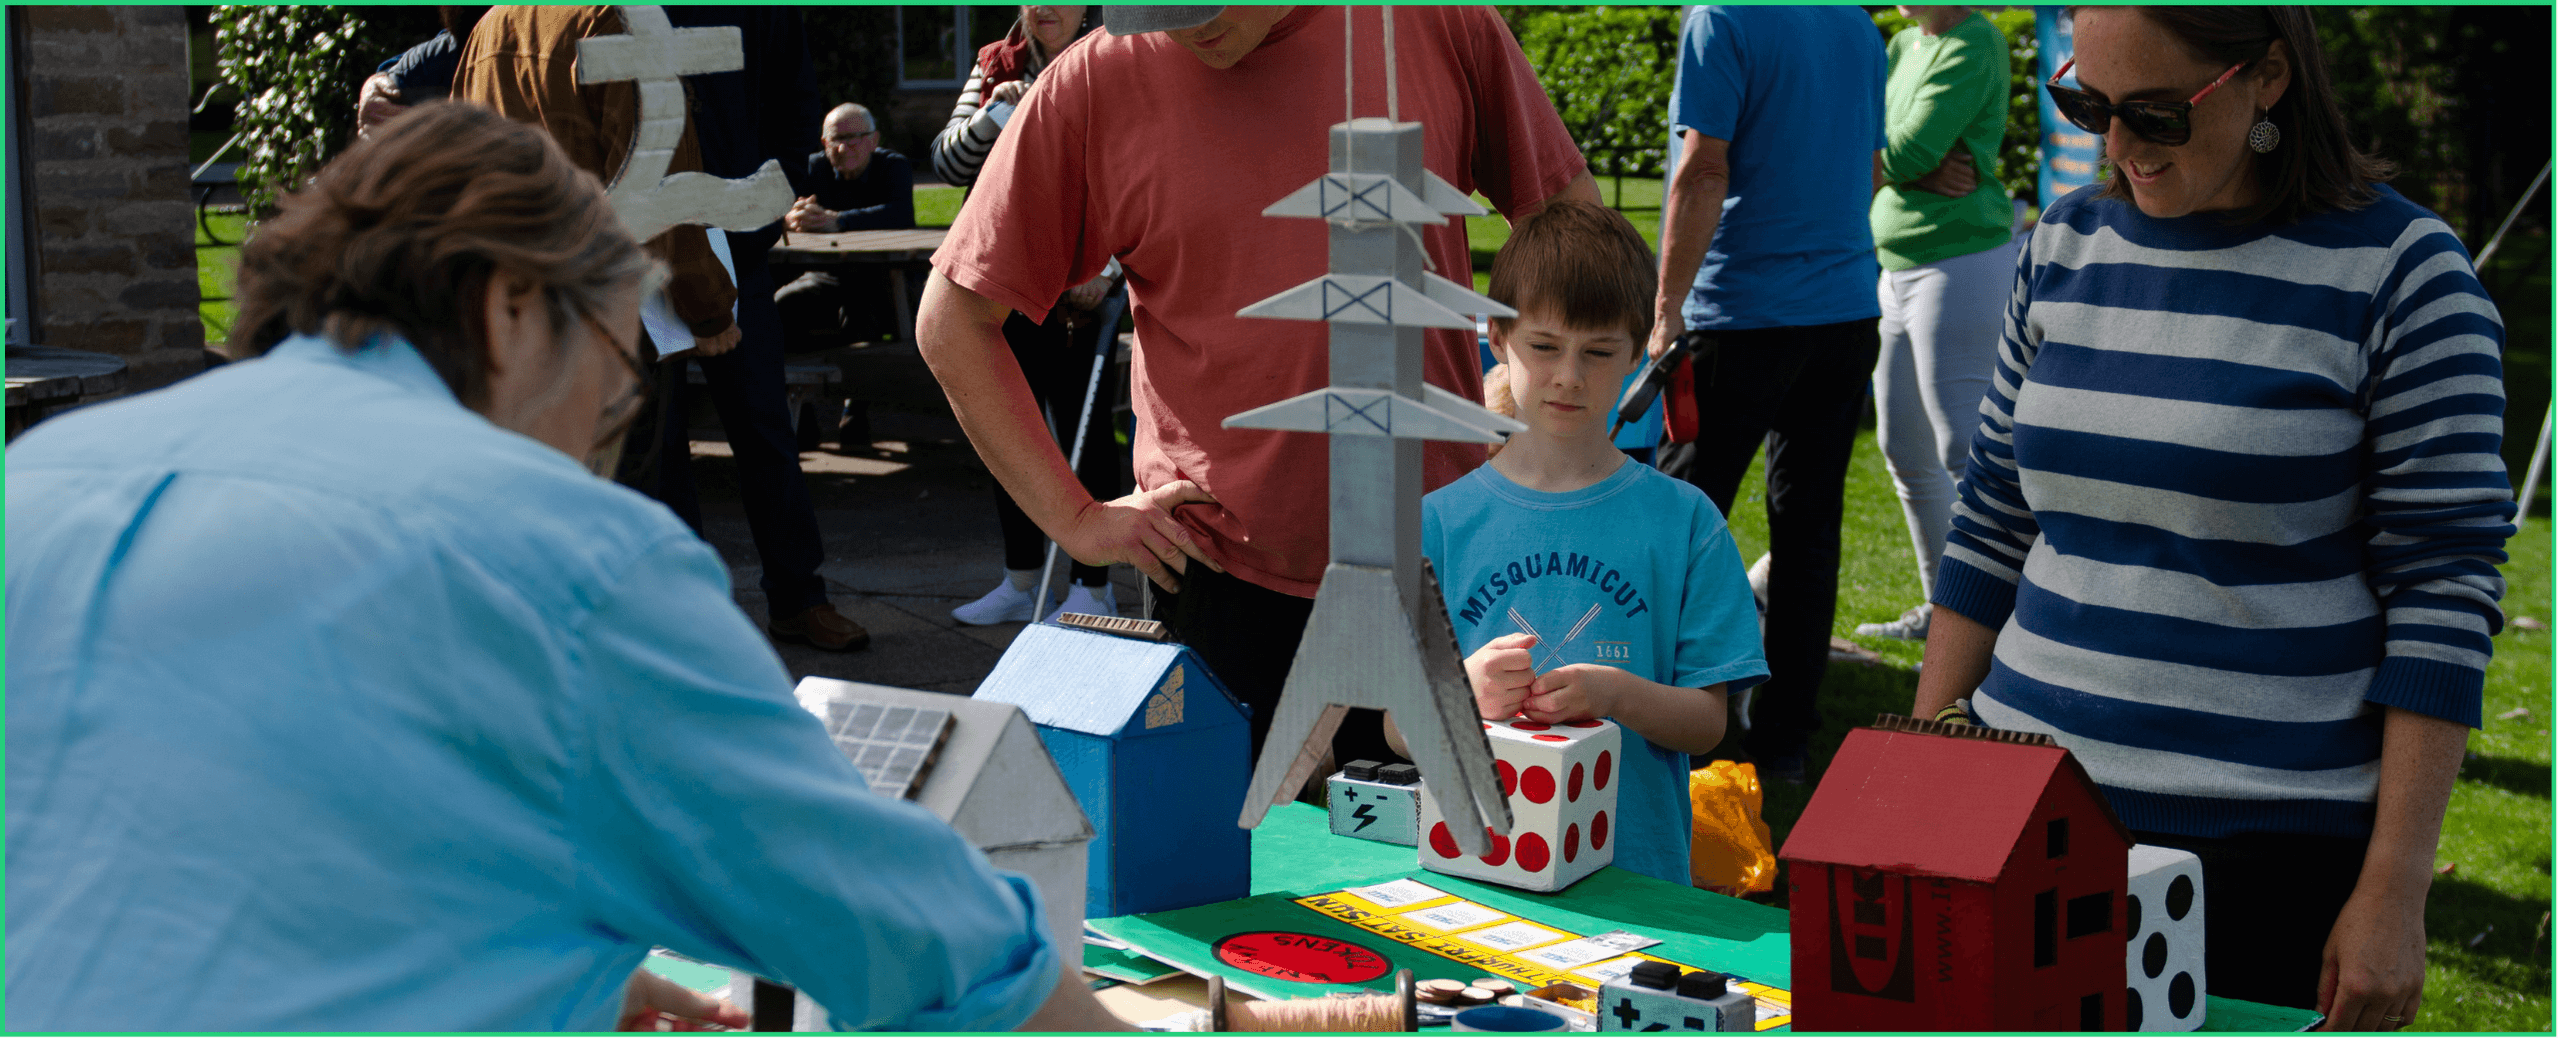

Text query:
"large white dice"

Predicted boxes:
[[1417, 717, 1620, 892], [2125, 844, 2206, 1031]]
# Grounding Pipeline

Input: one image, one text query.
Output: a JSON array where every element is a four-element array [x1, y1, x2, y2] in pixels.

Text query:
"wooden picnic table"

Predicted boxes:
[[6, 344, 128, 441], [767, 228, 949, 349]]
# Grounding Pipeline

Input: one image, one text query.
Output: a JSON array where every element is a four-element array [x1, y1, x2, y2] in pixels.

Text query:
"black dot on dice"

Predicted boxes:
[[2125, 988, 2143, 1030], [2169, 972, 2196, 1018], [2166, 874, 2195, 920], [2126, 894, 2142, 940], [2143, 933, 2168, 978]]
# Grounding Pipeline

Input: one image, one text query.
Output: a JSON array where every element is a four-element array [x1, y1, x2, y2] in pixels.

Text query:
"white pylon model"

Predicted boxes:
[[576, 6, 794, 244], [1221, 8, 1526, 857]]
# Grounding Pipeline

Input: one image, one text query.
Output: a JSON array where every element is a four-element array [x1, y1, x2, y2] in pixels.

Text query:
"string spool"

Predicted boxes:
[[1208, 969, 1418, 1032]]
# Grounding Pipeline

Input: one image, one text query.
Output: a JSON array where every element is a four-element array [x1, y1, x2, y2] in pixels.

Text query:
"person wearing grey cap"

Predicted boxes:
[[918, 5, 1598, 766]]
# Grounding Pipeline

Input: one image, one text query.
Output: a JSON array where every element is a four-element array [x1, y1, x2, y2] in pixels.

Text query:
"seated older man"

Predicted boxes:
[[777, 103, 916, 350]]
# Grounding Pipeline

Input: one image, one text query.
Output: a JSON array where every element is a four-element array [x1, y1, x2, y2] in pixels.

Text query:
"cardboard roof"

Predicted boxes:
[[792, 678, 1093, 851], [972, 622, 1248, 737], [1778, 723, 2131, 884]]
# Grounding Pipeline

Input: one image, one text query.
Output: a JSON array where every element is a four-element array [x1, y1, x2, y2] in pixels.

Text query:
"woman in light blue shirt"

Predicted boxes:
[[5, 102, 1121, 1032]]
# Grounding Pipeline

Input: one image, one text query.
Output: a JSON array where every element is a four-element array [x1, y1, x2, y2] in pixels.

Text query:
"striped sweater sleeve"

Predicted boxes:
[[2356, 218, 2515, 727], [1932, 228, 2044, 628], [932, 61, 1003, 188]]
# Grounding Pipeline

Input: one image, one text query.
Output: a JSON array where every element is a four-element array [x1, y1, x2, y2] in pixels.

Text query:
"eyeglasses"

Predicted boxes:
[[2044, 58, 2248, 147], [577, 308, 652, 458], [822, 130, 879, 145]]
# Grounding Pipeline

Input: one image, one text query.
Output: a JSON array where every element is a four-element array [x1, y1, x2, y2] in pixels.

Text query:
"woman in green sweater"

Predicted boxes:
[[1857, 5, 2020, 642]]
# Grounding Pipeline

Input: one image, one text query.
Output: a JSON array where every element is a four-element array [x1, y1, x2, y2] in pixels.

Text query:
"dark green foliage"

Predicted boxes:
[[804, 6, 903, 150], [1870, 7, 2043, 206], [213, 6, 439, 215], [1499, 6, 1683, 180]]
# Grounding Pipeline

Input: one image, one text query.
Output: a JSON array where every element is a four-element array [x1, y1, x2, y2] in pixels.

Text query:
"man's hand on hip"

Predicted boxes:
[[1067, 482, 1225, 593]]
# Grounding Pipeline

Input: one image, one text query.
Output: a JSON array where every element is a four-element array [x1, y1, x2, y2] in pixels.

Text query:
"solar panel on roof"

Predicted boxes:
[[823, 698, 953, 800]]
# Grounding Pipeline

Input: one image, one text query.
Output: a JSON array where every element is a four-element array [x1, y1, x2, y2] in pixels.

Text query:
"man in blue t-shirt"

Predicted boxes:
[[1646, 6, 1887, 781]]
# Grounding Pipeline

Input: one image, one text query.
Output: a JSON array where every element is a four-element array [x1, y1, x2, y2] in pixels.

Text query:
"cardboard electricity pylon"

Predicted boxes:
[[1223, 117, 1526, 855]]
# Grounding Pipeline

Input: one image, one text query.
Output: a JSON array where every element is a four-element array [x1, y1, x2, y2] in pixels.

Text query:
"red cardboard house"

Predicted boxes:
[[1780, 715, 2131, 1032]]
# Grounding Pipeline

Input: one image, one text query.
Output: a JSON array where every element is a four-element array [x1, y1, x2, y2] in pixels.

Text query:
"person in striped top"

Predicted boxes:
[[1910, 7, 2513, 1028], [931, 5, 1098, 189]]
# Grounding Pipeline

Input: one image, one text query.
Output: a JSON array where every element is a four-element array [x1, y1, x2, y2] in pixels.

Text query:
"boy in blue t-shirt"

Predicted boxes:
[[1395, 202, 1768, 887]]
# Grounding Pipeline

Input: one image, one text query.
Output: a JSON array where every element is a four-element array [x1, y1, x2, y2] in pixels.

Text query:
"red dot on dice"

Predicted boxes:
[[1563, 719, 1604, 728], [1509, 721, 1550, 731], [1520, 765, 1556, 804], [1480, 829, 1510, 867], [1516, 832, 1551, 872], [1567, 762, 1585, 802], [1533, 734, 1568, 742], [1595, 750, 1613, 790], [1495, 759, 1517, 797], [1429, 822, 1459, 859], [1564, 823, 1581, 863], [1592, 810, 1609, 849]]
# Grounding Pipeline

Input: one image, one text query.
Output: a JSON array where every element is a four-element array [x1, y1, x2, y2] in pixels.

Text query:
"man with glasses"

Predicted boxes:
[[777, 103, 917, 352]]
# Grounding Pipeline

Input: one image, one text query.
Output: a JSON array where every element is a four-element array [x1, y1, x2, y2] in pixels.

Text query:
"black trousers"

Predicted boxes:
[[1656, 317, 1882, 759], [773, 268, 900, 351], [1149, 567, 1401, 770], [992, 305, 1122, 586], [649, 258, 832, 617], [2129, 829, 2369, 1011]]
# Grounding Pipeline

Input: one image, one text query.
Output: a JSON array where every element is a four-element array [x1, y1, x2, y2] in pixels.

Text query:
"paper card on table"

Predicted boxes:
[[1453, 920, 1572, 953], [1344, 878, 1452, 909], [1567, 953, 1655, 984], [1397, 900, 1510, 933], [1516, 938, 1623, 971], [1584, 930, 1662, 954]]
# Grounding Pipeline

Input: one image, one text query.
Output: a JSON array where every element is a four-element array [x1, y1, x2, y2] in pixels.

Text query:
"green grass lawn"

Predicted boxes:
[[196, 211, 249, 347]]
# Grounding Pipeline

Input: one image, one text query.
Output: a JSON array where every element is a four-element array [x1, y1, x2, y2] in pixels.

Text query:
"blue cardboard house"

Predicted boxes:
[[973, 621, 1252, 918]]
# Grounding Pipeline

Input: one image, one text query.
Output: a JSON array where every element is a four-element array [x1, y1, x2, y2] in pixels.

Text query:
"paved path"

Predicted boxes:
[[684, 402, 1146, 694]]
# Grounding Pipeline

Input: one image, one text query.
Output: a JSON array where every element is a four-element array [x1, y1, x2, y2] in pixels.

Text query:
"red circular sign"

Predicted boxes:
[[1212, 931, 1393, 984]]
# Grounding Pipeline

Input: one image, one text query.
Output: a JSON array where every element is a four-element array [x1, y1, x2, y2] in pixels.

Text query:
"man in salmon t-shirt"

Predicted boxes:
[[920, 5, 1595, 761]]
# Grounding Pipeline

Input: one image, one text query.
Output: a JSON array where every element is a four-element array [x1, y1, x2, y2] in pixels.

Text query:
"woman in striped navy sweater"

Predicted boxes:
[[1911, 8, 2513, 1028]]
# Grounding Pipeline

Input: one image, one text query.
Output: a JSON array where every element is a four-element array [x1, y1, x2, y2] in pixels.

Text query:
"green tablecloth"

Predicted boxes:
[[1086, 802, 2321, 1031]]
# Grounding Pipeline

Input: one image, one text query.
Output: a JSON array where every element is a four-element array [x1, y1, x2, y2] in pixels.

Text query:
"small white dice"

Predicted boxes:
[[2125, 844, 2206, 1030]]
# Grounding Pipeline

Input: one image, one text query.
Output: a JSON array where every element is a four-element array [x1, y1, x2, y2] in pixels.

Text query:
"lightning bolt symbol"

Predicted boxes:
[[1351, 803, 1378, 832]]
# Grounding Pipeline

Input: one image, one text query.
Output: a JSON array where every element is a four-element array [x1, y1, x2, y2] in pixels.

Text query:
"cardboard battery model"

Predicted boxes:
[[1329, 760, 1423, 845], [1597, 961, 1755, 1032], [975, 619, 1253, 918], [1781, 715, 2131, 1032]]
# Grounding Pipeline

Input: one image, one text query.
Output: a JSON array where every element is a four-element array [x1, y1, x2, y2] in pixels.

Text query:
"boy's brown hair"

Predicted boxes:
[[1485, 200, 1658, 346]]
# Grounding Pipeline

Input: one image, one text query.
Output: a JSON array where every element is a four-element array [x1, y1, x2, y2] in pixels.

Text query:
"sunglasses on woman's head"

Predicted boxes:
[[2044, 58, 2249, 147]]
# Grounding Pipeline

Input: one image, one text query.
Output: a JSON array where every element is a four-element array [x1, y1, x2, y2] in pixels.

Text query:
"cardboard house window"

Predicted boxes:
[[2080, 993, 2104, 1030], [2046, 817, 2069, 858], [2065, 890, 2112, 938], [2033, 889, 2057, 967]]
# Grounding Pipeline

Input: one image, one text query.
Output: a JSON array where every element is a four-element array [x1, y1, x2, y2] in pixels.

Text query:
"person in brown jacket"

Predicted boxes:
[[452, 5, 870, 652]]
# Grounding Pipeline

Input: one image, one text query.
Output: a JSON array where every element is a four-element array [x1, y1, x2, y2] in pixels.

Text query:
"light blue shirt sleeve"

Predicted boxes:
[[1674, 7, 1744, 139], [1674, 513, 1770, 694], [568, 539, 1059, 1032]]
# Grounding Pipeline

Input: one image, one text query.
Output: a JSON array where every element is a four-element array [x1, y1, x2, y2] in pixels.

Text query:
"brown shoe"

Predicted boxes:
[[770, 603, 870, 652]]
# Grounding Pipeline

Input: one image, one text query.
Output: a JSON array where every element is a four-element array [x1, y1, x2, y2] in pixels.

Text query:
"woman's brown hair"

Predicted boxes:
[[227, 101, 647, 409], [2084, 6, 2393, 225]]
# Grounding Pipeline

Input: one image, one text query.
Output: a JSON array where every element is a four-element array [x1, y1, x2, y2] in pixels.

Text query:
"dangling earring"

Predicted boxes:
[[2247, 115, 2281, 154]]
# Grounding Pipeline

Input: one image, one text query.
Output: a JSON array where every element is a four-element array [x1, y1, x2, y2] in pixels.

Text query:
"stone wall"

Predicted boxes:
[[14, 5, 202, 392]]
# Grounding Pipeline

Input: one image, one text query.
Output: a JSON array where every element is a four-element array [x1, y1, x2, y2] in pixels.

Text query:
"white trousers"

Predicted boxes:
[[1872, 236, 2021, 597]]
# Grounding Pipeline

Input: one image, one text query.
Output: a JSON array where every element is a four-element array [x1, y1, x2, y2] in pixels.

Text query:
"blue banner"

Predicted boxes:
[[2036, 6, 2103, 205]]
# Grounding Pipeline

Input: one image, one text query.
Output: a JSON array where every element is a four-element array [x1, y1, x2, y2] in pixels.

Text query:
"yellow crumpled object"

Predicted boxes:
[[1689, 760, 1777, 896]]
